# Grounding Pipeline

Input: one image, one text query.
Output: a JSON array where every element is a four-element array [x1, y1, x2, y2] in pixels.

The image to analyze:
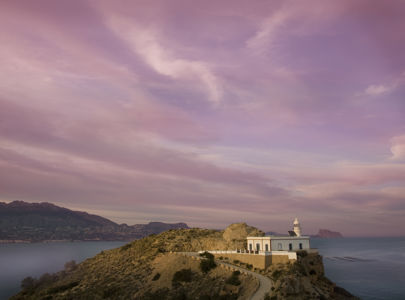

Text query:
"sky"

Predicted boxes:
[[1, 0, 405, 237]]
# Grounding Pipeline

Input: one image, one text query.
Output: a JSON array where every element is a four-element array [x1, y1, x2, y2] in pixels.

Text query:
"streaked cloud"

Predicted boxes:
[[365, 84, 392, 96], [0, 0, 405, 236], [103, 14, 223, 105], [246, 10, 290, 52]]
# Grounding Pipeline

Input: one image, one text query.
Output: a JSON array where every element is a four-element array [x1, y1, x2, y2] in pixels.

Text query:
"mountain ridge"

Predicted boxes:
[[0, 200, 189, 242]]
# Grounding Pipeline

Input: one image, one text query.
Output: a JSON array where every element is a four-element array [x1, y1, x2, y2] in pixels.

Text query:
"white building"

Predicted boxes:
[[247, 218, 310, 252]]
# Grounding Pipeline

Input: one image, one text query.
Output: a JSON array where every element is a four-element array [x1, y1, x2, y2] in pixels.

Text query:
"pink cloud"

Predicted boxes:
[[364, 71, 405, 96], [0, 0, 405, 236], [390, 135, 405, 161], [103, 18, 223, 104]]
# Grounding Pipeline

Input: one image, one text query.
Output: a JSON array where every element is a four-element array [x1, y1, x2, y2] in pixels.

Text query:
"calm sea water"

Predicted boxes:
[[0, 241, 126, 300], [0, 238, 404, 300], [311, 237, 405, 300]]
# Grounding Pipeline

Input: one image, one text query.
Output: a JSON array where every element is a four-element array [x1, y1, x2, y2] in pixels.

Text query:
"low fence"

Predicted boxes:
[[198, 250, 296, 260], [199, 250, 238, 254], [199, 249, 298, 260]]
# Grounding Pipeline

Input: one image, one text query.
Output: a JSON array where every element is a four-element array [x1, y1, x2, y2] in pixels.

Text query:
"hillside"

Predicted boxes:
[[0, 201, 188, 242], [11, 223, 358, 300]]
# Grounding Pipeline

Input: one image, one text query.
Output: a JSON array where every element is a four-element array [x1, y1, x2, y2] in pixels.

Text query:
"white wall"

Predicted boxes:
[[270, 238, 310, 251], [247, 238, 271, 252]]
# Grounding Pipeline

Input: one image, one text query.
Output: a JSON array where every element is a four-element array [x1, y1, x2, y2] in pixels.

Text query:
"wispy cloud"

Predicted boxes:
[[103, 15, 223, 105], [246, 10, 290, 52], [1, 0, 405, 236], [364, 72, 405, 96]]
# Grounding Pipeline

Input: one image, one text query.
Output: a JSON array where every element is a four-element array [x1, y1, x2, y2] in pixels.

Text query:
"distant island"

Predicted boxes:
[[0, 201, 189, 243], [313, 229, 343, 238]]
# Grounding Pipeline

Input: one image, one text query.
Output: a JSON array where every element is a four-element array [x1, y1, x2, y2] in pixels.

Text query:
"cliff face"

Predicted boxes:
[[11, 224, 358, 300], [265, 252, 358, 300], [0, 201, 189, 242]]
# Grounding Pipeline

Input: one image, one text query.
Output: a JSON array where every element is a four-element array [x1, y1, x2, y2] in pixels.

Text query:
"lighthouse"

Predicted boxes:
[[246, 217, 312, 266], [293, 217, 301, 237]]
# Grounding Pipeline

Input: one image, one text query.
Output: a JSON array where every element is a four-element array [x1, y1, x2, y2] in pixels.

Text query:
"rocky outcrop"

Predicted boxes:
[[186, 222, 265, 251], [265, 252, 359, 299], [223, 223, 264, 242]]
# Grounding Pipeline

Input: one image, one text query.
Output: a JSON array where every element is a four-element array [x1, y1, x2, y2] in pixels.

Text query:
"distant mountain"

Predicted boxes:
[[131, 221, 189, 236], [313, 229, 343, 238], [0, 201, 189, 242]]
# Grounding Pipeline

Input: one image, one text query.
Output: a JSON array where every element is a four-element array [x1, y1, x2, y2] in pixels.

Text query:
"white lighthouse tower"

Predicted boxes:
[[293, 217, 301, 237]]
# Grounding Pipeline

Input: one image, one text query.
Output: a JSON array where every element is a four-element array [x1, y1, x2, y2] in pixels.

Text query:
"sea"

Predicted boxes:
[[0, 241, 126, 300], [0, 237, 404, 300], [311, 237, 405, 300]]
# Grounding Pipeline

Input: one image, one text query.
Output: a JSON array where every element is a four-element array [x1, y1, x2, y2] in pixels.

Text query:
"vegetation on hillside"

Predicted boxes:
[[199, 252, 217, 273], [225, 271, 241, 286], [11, 226, 258, 299], [11, 223, 358, 300]]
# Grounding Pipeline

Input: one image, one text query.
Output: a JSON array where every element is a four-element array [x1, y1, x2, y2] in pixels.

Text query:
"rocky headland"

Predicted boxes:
[[11, 223, 358, 300]]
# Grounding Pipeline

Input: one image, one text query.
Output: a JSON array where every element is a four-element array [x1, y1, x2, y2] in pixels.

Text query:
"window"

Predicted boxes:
[[278, 243, 282, 250], [256, 243, 260, 251], [299, 243, 303, 250], [249, 243, 252, 251], [289, 243, 293, 251], [265, 244, 269, 251]]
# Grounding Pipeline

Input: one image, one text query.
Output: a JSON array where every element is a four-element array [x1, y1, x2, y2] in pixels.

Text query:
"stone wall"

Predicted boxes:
[[212, 253, 293, 269], [268, 254, 290, 264]]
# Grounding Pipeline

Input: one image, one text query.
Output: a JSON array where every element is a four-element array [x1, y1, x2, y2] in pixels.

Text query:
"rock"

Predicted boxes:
[[222, 223, 264, 242], [314, 229, 343, 238]]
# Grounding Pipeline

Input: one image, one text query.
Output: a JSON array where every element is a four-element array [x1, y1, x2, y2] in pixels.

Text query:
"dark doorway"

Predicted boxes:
[[289, 243, 293, 251], [299, 243, 303, 250], [265, 244, 269, 251]]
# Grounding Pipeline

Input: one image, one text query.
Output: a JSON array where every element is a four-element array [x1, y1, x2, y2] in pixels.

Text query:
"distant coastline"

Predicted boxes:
[[0, 240, 31, 244], [0, 200, 189, 243], [0, 239, 132, 244]]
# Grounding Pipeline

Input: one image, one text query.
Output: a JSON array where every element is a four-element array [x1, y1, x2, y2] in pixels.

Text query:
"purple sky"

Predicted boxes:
[[1, 0, 405, 236]]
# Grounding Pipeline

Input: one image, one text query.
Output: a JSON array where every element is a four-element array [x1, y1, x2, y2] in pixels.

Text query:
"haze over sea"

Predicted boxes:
[[0, 241, 126, 300], [0, 237, 404, 300]]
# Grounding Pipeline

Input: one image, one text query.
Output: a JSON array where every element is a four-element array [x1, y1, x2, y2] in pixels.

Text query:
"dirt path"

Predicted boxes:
[[182, 252, 272, 300]]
